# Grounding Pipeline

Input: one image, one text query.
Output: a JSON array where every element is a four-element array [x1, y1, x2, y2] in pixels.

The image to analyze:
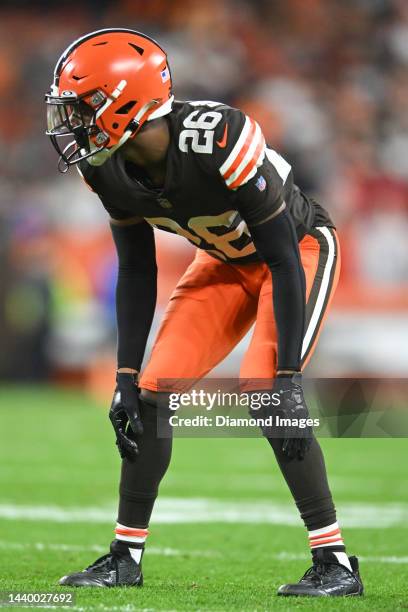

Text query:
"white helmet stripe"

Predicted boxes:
[[95, 80, 127, 120]]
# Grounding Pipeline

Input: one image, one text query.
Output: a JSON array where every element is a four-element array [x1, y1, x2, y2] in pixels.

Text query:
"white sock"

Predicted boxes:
[[129, 547, 143, 564], [333, 551, 352, 572], [115, 522, 149, 564], [308, 521, 352, 571]]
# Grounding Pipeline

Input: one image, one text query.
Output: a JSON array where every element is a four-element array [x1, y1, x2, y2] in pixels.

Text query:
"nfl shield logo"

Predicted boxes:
[[255, 175, 266, 191]]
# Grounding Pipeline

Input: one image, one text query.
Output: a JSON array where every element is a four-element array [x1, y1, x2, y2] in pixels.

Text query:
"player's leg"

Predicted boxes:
[[119, 248, 259, 530], [117, 251, 260, 577], [116, 251, 259, 568], [241, 228, 362, 596], [60, 250, 259, 588], [59, 392, 172, 588]]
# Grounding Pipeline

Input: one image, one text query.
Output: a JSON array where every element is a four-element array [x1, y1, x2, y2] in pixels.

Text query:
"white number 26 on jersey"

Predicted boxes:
[[179, 110, 222, 154]]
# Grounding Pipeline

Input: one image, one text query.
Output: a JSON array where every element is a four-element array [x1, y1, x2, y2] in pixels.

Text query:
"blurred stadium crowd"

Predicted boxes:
[[0, 0, 407, 385]]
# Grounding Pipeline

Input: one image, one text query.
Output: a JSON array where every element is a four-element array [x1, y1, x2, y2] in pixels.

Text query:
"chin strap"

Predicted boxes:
[[85, 132, 129, 166]]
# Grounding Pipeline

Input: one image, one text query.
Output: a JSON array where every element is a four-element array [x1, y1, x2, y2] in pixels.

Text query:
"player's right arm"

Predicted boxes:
[[108, 215, 157, 460], [76, 163, 158, 371], [110, 216, 157, 373], [77, 156, 157, 459]]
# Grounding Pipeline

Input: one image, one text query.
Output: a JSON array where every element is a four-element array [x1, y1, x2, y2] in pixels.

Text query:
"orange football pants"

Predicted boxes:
[[140, 227, 340, 392]]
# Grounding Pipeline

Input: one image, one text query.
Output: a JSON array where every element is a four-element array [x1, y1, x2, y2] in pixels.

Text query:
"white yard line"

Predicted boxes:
[[274, 551, 408, 564], [0, 540, 406, 565], [0, 498, 407, 527], [0, 540, 217, 557]]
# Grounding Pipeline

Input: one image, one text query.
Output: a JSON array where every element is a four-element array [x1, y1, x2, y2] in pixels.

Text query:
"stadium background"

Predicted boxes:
[[0, 1, 407, 609]]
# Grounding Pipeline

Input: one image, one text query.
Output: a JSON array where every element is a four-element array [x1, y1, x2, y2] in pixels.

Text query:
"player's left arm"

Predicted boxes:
[[248, 203, 305, 373], [247, 207, 312, 460], [215, 110, 312, 459], [213, 109, 305, 373]]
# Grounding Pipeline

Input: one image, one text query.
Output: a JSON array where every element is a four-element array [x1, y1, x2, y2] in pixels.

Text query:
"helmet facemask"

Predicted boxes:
[[46, 89, 110, 172]]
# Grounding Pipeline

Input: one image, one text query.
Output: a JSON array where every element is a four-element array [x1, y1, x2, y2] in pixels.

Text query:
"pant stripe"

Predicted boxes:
[[301, 227, 338, 364]]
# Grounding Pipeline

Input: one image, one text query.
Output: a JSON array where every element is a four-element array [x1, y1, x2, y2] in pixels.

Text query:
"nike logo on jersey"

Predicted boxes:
[[216, 124, 228, 148]]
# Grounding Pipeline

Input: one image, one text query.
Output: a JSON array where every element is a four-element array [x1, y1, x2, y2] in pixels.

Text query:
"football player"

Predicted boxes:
[[45, 29, 363, 597]]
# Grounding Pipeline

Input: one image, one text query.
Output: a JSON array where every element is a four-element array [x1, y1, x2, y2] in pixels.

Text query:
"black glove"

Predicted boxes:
[[109, 372, 144, 460], [273, 373, 313, 460]]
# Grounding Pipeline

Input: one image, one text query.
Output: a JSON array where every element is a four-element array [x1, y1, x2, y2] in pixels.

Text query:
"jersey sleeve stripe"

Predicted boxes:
[[219, 116, 253, 176], [265, 147, 292, 182], [225, 121, 264, 186], [227, 134, 265, 190], [222, 118, 258, 181]]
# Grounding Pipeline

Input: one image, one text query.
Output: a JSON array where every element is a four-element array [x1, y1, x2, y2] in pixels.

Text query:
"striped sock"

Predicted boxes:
[[308, 521, 352, 571], [114, 523, 149, 564]]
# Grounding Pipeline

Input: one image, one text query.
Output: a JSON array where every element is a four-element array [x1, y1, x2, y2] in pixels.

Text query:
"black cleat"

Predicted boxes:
[[277, 550, 364, 597], [59, 541, 143, 588]]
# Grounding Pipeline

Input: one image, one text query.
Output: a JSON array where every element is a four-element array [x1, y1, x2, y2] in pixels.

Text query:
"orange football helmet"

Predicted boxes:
[[46, 28, 173, 171]]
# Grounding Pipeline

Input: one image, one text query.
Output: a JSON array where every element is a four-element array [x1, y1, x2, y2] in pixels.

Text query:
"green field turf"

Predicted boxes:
[[0, 386, 407, 611]]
